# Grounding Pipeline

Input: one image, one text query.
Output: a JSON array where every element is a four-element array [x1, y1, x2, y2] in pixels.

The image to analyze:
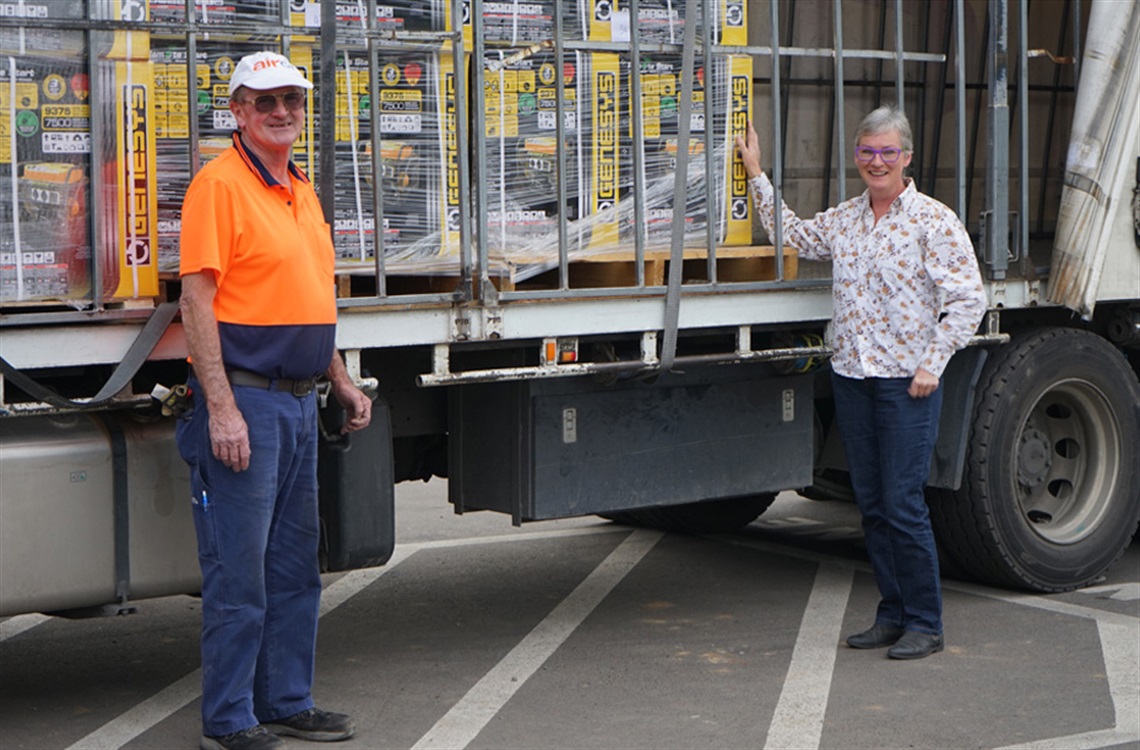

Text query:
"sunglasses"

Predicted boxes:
[[854, 146, 907, 163], [240, 91, 307, 113]]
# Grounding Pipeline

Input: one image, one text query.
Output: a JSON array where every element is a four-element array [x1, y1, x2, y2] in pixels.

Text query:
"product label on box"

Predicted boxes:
[[41, 132, 90, 153], [379, 90, 423, 134], [1, 59, 88, 165], [586, 0, 748, 45], [120, 83, 153, 268], [438, 53, 461, 252], [634, 54, 752, 246], [0, 2, 51, 19], [721, 0, 746, 45], [150, 0, 277, 25], [454, 0, 555, 43], [0, 79, 37, 106], [292, 1, 431, 30], [591, 54, 620, 247], [725, 58, 751, 241], [41, 104, 89, 130]]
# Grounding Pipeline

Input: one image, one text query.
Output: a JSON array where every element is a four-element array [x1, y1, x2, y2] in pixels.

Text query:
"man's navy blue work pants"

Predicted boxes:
[[830, 372, 944, 637], [177, 379, 322, 737]]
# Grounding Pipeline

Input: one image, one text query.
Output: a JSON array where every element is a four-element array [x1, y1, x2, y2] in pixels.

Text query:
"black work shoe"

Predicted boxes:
[[263, 708, 356, 742], [845, 623, 905, 649], [887, 630, 945, 660], [200, 725, 285, 750]]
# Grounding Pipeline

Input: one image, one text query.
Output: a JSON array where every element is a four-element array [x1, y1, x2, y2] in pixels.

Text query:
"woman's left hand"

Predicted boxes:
[[908, 368, 940, 398]]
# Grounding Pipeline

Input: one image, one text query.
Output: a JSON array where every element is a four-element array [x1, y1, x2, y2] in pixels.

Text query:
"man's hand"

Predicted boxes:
[[734, 120, 763, 180], [332, 380, 372, 433], [209, 403, 251, 471], [326, 351, 372, 434], [908, 367, 940, 398]]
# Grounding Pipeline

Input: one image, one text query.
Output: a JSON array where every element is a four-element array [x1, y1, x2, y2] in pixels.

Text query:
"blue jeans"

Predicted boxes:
[[831, 373, 944, 635], [176, 379, 322, 736]]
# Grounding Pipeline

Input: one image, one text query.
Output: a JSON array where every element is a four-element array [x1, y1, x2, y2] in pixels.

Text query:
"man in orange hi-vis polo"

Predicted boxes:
[[176, 51, 371, 750]]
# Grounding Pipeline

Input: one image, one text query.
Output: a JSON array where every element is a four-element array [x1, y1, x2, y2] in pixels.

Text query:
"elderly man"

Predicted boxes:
[[736, 107, 987, 660], [177, 51, 372, 750]]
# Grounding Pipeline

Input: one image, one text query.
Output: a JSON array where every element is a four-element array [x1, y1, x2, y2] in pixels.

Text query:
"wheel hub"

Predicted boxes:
[[1017, 427, 1052, 487]]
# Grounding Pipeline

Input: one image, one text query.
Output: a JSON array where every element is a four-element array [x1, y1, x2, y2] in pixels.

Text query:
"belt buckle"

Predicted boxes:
[[292, 378, 316, 397]]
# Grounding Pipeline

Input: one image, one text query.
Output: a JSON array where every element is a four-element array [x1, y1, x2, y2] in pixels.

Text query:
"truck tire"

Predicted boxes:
[[929, 327, 1140, 592], [603, 493, 778, 534]]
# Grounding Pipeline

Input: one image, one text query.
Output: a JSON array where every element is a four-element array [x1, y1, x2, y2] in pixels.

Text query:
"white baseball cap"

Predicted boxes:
[[228, 51, 313, 96]]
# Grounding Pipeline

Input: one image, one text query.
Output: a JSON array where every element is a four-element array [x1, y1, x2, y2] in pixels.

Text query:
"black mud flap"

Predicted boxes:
[[929, 347, 989, 491], [318, 396, 395, 572]]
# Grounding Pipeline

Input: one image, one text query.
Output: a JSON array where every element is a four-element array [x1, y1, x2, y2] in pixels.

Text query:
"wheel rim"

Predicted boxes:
[[1015, 378, 1122, 544]]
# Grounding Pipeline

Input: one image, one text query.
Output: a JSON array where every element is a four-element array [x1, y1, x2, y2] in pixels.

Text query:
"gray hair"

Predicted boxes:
[[854, 106, 913, 152]]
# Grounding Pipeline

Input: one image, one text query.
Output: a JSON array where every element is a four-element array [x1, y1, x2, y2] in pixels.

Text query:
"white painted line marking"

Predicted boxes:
[[64, 671, 204, 750], [721, 534, 1140, 750], [59, 526, 624, 750], [320, 546, 416, 616], [993, 619, 1140, 749], [1077, 582, 1140, 602], [720, 534, 1139, 627], [763, 564, 853, 750], [0, 613, 51, 642], [64, 548, 416, 750], [410, 529, 664, 750], [1101, 619, 1140, 737], [945, 580, 1139, 629]]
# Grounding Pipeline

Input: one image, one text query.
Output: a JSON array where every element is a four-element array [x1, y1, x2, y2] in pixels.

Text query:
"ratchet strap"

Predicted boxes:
[[0, 301, 180, 410]]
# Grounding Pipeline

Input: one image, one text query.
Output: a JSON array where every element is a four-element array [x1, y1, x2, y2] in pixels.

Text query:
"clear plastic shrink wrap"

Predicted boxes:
[[2, 0, 753, 302]]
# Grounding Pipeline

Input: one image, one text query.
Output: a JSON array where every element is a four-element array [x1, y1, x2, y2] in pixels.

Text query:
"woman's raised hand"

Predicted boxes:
[[734, 120, 763, 180]]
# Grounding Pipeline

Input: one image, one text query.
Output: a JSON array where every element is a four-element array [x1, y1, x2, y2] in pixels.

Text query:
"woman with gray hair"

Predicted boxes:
[[735, 106, 987, 660]]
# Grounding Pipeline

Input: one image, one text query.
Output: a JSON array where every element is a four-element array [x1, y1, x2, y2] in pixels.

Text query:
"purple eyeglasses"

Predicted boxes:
[[854, 146, 908, 163]]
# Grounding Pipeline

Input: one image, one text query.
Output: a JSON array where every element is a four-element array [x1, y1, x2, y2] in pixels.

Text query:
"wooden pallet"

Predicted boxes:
[[509, 245, 799, 291]]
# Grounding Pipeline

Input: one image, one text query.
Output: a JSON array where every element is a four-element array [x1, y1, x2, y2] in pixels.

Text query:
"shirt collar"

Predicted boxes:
[[860, 177, 916, 217], [231, 131, 309, 188], [896, 177, 917, 209]]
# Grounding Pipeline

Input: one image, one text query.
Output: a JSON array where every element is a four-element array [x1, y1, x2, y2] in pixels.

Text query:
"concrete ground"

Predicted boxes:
[[1, 481, 1137, 750]]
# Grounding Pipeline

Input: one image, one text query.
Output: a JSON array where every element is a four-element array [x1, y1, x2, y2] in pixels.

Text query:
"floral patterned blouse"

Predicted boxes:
[[749, 173, 988, 379]]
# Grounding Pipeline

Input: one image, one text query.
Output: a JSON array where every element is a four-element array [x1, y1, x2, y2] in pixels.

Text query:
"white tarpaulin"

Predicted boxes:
[[1046, 0, 1140, 318]]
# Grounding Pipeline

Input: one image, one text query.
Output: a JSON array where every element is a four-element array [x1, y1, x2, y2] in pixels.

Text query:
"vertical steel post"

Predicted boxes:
[[185, 1, 201, 180], [894, 0, 905, 109], [318, 0, 338, 226], [702, 0, 719, 281], [553, 0, 573, 287], [1017, 0, 1028, 265], [770, 0, 785, 280], [471, 0, 493, 301], [985, 0, 1010, 278], [833, 0, 847, 204], [628, 0, 648, 286], [453, 0, 473, 300], [368, 0, 388, 296], [956, 0, 966, 221], [87, 4, 105, 310]]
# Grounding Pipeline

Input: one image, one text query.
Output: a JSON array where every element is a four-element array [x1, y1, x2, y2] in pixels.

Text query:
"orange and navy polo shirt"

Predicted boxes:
[[180, 132, 336, 381]]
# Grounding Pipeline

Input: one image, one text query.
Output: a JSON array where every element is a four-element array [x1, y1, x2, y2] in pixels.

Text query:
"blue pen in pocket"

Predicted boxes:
[[201, 490, 209, 511]]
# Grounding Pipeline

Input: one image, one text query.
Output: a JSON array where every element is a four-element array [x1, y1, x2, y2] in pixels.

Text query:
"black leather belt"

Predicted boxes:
[[226, 369, 319, 397]]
